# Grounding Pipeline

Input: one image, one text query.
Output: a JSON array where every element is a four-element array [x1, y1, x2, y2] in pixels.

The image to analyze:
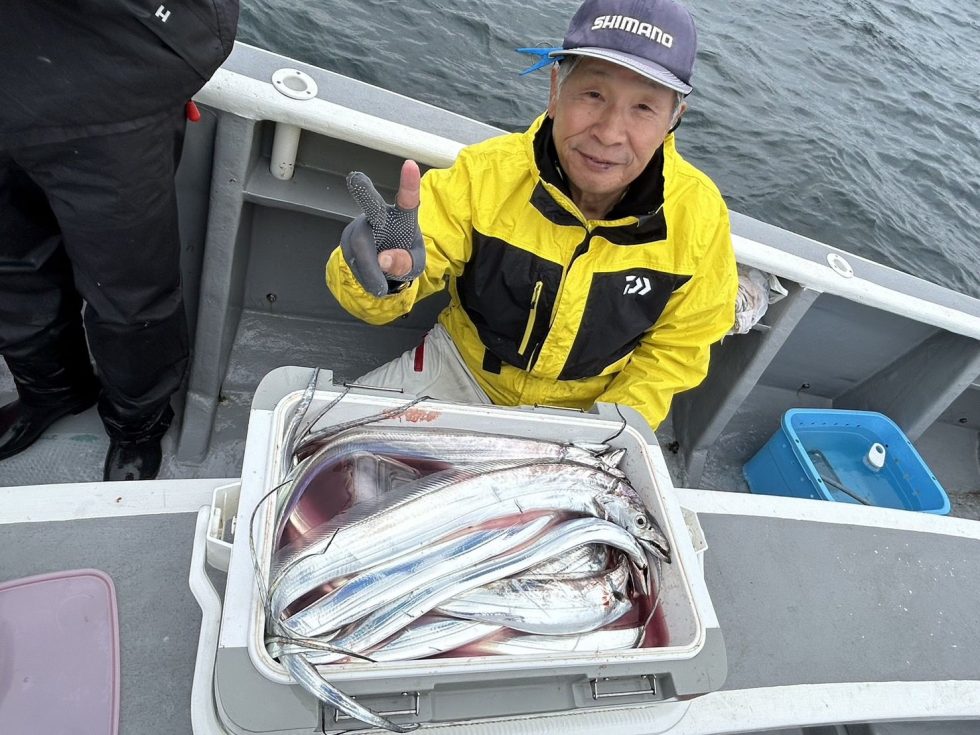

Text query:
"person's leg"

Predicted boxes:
[[19, 110, 190, 479], [0, 156, 99, 460], [354, 324, 492, 405]]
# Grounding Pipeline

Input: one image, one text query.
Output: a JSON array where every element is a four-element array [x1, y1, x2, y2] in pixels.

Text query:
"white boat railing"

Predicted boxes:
[[733, 233, 980, 340], [195, 65, 980, 342], [197, 67, 463, 169]]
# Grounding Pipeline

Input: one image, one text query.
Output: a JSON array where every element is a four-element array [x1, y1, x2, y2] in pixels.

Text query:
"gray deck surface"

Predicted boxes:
[[701, 513, 980, 691], [0, 513, 201, 735]]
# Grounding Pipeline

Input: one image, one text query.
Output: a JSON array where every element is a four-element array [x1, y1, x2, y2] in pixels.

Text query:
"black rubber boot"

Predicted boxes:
[[103, 436, 163, 481], [101, 403, 173, 481], [0, 341, 100, 461], [0, 394, 98, 461]]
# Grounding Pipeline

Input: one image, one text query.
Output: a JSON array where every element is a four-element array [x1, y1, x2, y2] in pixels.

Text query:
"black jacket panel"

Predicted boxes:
[[0, 0, 239, 147]]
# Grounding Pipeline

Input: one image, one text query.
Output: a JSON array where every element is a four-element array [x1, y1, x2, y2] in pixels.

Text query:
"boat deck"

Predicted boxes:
[[0, 498, 207, 734], [2, 480, 978, 734]]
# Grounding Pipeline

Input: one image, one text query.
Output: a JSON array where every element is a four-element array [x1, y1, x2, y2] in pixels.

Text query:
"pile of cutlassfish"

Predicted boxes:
[[251, 384, 671, 732]]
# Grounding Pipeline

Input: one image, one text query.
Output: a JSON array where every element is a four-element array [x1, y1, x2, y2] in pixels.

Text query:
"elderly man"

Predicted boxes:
[[327, 0, 736, 431]]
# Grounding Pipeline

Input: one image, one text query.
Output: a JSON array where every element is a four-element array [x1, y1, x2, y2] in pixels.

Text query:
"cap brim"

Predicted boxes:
[[548, 47, 692, 95]]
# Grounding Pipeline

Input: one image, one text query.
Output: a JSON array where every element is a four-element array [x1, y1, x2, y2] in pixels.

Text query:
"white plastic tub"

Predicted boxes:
[[215, 367, 725, 732]]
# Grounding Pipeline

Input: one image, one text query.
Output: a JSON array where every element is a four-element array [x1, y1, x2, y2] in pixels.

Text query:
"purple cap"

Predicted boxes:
[[550, 0, 697, 95]]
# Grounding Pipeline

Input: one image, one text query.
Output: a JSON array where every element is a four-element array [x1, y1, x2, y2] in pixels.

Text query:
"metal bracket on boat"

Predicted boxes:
[[826, 252, 855, 278], [333, 691, 421, 723], [271, 68, 318, 101], [269, 69, 318, 181], [590, 675, 658, 700]]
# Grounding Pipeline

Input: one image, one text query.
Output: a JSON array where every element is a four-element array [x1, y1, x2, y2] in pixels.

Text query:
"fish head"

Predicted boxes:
[[639, 537, 671, 565], [601, 496, 650, 538], [598, 494, 672, 564]]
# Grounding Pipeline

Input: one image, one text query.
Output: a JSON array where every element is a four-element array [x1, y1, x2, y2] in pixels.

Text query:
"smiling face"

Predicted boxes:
[[547, 58, 683, 219]]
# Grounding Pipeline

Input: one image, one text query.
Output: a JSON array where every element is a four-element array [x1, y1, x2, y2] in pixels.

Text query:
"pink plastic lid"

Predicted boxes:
[[0, 569, 120, 735]]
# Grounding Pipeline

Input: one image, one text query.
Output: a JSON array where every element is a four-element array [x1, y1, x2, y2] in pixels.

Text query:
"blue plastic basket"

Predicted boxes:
[[743, 409, 950, 514]]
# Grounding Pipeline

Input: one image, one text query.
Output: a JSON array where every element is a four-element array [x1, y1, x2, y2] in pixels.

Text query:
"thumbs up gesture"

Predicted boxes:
[[340, 160, 426, 297]]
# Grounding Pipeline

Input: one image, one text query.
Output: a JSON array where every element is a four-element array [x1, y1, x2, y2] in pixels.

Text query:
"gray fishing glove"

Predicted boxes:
[[340, 171, 426, 297]]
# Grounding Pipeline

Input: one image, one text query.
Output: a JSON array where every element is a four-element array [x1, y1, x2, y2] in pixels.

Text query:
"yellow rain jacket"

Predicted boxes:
[[327, 113, 737, 429]]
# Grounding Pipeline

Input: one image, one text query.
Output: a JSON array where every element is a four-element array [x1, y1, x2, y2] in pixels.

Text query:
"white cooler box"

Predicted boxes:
[[213, 367, 726, 733]]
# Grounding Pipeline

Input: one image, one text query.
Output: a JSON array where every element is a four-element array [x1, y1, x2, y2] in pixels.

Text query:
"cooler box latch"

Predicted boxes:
[[330, 691, 422, 728], [590, 675, 659, 700]]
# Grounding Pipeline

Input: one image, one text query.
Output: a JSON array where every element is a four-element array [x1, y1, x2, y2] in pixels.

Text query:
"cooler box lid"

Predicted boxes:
[[0, 568, 120, 735]]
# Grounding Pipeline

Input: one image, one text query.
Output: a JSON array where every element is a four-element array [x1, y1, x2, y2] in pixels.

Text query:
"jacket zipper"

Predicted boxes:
[[526, 228, 592, 370], [518, 280, 544, 357]]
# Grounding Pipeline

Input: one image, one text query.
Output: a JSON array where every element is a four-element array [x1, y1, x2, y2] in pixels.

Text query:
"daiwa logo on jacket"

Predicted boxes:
[[591, 15, 674, 47], [624, 275, 653, 296]]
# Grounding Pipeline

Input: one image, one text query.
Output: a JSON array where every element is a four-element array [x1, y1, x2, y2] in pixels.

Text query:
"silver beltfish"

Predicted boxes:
[[293, 424, 612, 466], [281, 515, 554, 638], [301, 517, 647, 664], [276, 617, 501, 664], [434, 553, 633, 635], [268, 459, 667, 620], [521, 543, 610, 579], [281, 653, 417, 733], [363, 618, 500, 663], [272, 425, 619, 555]]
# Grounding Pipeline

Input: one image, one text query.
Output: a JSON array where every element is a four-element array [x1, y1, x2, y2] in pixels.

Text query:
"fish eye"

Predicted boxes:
[[635, 515, 647, 527]]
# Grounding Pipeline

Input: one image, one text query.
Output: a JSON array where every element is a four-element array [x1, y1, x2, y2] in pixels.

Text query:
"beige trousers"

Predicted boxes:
[[355, 323, 493, 405]]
